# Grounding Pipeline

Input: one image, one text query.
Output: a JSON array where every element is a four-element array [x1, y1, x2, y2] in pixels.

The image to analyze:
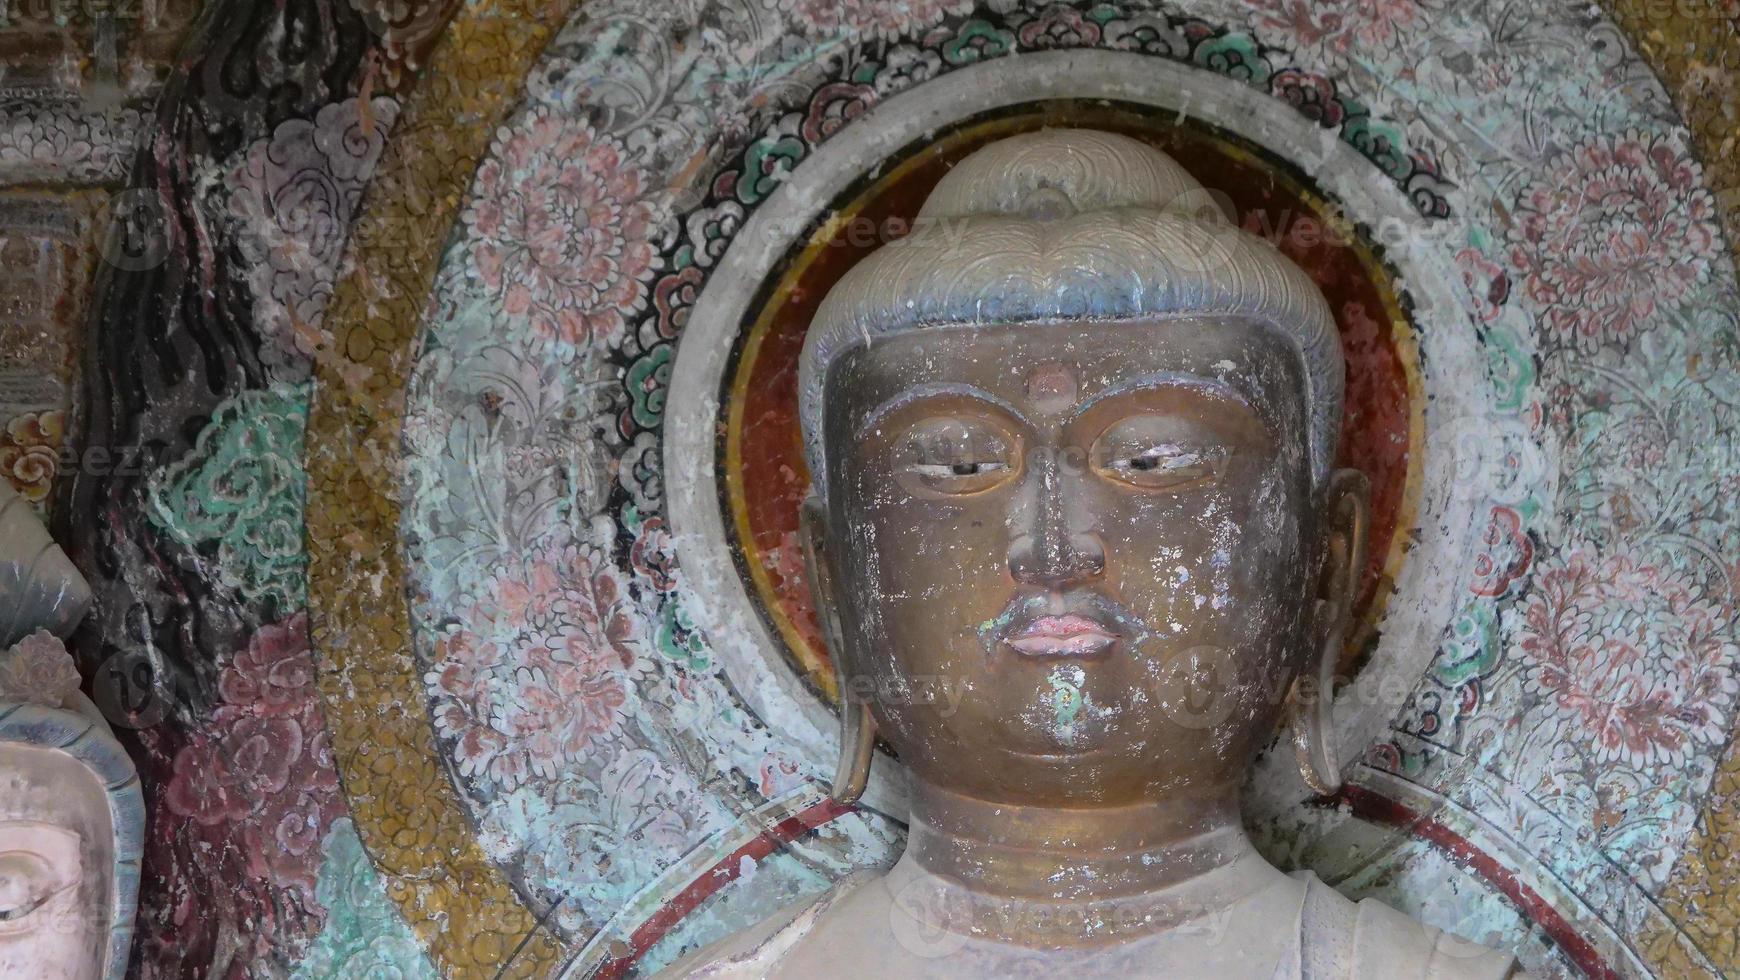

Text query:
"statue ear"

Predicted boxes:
[[799, 496, 847, 657], [1288, 468, 1369, 795], [1317, 468, 1370, 640], [800, 496, 876, 804]]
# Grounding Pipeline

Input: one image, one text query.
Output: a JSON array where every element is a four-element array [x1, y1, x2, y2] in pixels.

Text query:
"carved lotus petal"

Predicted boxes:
[[0, 630, 80, 708]]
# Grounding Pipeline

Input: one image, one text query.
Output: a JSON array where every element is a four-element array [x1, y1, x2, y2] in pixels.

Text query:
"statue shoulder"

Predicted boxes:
[[1297, 874, 1524, 980], [652, 871, 878, 979]]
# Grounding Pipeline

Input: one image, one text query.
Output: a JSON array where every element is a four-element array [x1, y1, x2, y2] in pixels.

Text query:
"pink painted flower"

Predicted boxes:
[[630, 515, 678, 593], [1517, 548, 1738, 770], [167, 714, 303, 822], [465, 111, 659, 352], [217, 615, 319, 716], [162, 613, 342, 906], [1454, 247, 1509, 324], [0, 630, 79, 708], [1507, 132, 1717, 351], [757, 750, 807, 798], [788, 0, 973, 43], [427, 543, 642, 789], [1470, 506, 1532, 598], [1246, 0, 1429, 58]]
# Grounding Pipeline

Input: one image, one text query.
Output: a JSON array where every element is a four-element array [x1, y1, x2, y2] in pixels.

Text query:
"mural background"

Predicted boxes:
[[2, 0, 1736, 976]]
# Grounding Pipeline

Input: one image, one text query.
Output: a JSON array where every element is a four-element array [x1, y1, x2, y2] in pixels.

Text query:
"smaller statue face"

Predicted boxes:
[[0, 743, 114, 980], [817, 317, 1326, 805]]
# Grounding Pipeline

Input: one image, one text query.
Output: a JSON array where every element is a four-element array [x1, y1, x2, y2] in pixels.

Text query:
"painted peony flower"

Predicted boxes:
[[1507, 132, 1717, 351], [465, 111, 660, 352], [1516, 547, 1738, 771], [1245, 0, 1430, 59], [217, 611, 321, 716], [787, 0, 974, 43], [163, 613, 342, 901], [427, 543, 641, 790]]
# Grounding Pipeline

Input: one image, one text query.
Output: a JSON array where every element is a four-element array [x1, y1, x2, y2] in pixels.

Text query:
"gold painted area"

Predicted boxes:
[[1604, 2, 1740, 974], [301, 0, 579, 975]]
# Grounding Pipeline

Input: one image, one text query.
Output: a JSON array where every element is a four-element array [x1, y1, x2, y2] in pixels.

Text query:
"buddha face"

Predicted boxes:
[[810, 316, 1361, 806], [0, 743, 114, 980]]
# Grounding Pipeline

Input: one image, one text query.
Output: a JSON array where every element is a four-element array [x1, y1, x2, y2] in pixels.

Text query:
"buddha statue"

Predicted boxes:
[[665, 130, 1521, 978], [0, 482, 141, 980]]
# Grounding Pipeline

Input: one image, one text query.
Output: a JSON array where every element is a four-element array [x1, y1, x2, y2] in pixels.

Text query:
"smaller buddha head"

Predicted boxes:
[[0, 632, 143, 980], [798, 129, 1367, 808]]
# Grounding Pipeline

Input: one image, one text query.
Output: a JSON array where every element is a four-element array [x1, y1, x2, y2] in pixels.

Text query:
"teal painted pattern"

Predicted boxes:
[[293, 819, 436, 980], [146, 383, 310, 620]]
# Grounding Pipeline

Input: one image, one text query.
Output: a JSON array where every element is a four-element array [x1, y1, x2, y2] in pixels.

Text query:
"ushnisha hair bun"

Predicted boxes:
[[797, 128, 1342, 501]]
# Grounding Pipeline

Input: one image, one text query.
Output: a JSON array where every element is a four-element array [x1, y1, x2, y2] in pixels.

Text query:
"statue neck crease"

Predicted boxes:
[[895, 778, 1276, 947]]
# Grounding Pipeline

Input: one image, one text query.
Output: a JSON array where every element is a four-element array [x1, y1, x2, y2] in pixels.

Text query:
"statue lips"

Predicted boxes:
[[1000, 603, 1124, 659]]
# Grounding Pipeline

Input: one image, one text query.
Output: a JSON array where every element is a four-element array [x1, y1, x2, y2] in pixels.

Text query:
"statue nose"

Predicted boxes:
[[1008, 528, 1106, 586], [1008, 454, 1105, 586]]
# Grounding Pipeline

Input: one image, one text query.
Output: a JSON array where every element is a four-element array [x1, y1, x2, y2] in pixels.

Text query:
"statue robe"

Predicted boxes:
[[658, 861, 1523, 979]]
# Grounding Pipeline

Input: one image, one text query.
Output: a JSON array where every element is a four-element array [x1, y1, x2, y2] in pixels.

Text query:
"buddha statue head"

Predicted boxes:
[[797, 128, 1369, 813], [0, 484, 139, 980], [0, 633, 142, 980]]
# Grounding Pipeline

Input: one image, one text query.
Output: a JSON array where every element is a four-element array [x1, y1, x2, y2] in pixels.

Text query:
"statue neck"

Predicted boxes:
[[897, 778, 1280, 947], [906, 777, 1254, 897]]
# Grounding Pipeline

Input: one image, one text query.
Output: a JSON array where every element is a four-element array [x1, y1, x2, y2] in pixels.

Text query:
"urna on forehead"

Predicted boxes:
[[797, 128, 1344, 499]]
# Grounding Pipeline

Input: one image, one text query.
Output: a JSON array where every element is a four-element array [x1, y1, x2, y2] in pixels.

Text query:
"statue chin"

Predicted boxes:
[[660, 128, 1528, 977]]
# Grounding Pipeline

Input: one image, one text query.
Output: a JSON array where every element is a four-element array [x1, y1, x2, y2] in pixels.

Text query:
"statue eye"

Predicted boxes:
[[1092, 418, 1226, 490], [0, 852, 66, 932], [895, 416, 1018, 496], [913, 460, 1005, 477], [1099, 444, 1221, 488], [908, 458, 1009, 489]]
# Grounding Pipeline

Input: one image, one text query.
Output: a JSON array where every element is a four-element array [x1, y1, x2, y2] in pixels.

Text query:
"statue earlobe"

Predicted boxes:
[[1290, 468, 1370, 796], [800, 497, 876, 804], [830, 700, 876, 805]]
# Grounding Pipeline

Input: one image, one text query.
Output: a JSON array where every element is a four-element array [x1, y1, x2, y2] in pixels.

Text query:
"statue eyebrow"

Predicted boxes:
[[856, 382, 1031, 441], [1071, 371, 1255, 420]]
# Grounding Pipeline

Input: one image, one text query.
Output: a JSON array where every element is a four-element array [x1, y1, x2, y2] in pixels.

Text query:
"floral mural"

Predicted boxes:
[[139, 614, 347, 971], [227, 98, 402, 377], [164, 613, 341, 906], [0, 409, 65, 505], [463, 112, 661, 353], [1516, 548, 1736, 773], [1507, 133, 1718, 352], [427, 541, 642, 790], [0, 102, 143, 184], [790, 0, 976, 40], [27, 0, 1740, 975]]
